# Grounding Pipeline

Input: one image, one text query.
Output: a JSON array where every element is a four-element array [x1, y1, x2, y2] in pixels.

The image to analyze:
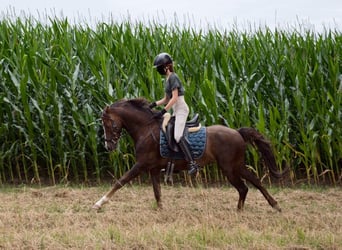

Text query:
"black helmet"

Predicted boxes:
[[153, 53, 173, 68]]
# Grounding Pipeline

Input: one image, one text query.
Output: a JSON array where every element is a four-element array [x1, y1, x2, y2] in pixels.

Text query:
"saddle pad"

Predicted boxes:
[[160, 126, 206, 160]]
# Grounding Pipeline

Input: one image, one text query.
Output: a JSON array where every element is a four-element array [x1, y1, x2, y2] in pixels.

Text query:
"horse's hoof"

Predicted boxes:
[[92, 204, 101, 210], [273, 204, 282, 212]]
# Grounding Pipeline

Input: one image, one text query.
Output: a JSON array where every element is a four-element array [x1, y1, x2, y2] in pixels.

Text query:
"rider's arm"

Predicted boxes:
[[155, 94, 169, 106], [164, 89, 178, 111]]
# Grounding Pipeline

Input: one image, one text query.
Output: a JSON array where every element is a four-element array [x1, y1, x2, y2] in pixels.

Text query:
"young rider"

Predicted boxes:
[[149, 52, 199, 175]]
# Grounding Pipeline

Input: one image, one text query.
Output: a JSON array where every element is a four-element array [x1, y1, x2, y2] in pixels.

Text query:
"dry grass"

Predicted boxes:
[[0, 184, 341, 249]]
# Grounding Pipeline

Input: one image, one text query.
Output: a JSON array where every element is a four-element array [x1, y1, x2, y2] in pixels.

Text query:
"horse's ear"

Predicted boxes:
[[101, 106, 109, 118]]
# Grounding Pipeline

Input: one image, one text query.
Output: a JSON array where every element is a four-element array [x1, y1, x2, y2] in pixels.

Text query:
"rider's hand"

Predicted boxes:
[[152, 109, 167, 119], [149, 102, 157, 109]]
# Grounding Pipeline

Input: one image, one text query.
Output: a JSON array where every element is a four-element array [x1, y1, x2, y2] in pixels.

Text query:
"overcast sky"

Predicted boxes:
[[1, 0, 341, 32]]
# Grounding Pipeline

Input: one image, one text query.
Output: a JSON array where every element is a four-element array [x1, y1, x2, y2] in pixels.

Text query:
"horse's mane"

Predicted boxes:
[[127, 98, 150, 109], [111, 98, 152, 114]]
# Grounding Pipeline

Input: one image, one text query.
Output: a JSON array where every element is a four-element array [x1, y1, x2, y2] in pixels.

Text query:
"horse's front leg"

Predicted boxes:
[[92, 163, 142, 210], [150, 168, 162, 209]]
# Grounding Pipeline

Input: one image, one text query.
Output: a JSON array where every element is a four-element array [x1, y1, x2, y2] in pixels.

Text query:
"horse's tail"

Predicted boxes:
[[237, 127, 285, 179]]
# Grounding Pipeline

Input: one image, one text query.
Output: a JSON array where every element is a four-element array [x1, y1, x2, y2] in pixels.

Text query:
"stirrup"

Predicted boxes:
[[188, 162, 199, 175]]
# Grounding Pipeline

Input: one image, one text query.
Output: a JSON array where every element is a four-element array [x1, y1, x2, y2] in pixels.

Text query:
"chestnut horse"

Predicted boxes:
[[93, 98, 284, 211]]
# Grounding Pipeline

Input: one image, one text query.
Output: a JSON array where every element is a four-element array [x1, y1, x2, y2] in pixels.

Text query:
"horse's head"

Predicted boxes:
[[101, 98, 157, 151], [101, 106, 122, 151]]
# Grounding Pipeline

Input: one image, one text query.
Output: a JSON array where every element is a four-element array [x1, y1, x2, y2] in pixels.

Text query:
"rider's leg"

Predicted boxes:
[[177, 136, 199, 175], [174, 97, 199, 175]]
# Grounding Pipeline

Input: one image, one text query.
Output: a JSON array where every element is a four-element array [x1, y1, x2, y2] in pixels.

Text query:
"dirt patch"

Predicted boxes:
[[0, 185, 341, 249]]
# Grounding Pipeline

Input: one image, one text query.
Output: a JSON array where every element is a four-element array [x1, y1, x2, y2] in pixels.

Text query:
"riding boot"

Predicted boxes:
[[178, 137, 199, 175]]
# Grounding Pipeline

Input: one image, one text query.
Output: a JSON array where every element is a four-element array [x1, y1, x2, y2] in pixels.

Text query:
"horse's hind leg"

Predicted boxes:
[[240, 166, 281, 212], [223, 166, 249, 210]]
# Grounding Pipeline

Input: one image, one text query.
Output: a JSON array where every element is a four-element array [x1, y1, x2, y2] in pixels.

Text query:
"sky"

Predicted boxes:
[[1, 0, 342, 32]]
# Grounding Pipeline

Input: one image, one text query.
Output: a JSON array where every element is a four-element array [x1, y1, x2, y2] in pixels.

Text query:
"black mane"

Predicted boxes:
[[111, 98, 153, 115], [127, 98, 150, 109]]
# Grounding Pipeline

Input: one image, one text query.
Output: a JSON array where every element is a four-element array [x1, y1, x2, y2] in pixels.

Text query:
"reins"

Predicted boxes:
[[127, 114, 159, 143]]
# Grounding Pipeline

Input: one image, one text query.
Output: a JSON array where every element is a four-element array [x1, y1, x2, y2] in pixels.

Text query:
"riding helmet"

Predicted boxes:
[[153, 53, 173, 68]]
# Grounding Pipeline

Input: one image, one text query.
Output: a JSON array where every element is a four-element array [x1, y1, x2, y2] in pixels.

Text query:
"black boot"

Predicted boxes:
[[178, 137, 199, 175]]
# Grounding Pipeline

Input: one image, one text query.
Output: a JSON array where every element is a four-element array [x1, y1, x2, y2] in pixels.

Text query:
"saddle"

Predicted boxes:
[[161, 113, 201, 152]]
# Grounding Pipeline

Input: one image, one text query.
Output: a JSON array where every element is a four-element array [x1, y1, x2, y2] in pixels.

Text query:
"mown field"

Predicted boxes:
[[0, 16, 341, 186], [0, 184, 341, 249]]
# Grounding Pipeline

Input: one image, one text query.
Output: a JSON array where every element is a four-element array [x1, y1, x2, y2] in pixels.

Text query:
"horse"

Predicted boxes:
[[93, 98, 284, 212]]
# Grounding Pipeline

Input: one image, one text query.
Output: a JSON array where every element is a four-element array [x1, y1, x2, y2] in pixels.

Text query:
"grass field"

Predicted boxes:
[[0, 184, 341, 249]]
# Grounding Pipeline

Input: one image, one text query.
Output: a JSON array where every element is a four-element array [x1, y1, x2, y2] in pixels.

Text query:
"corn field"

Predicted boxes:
[[0, 17, 341, 185]]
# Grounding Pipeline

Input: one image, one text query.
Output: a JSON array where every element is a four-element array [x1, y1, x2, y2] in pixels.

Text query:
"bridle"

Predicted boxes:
[[101, 110, 159, 146], [101, 113, 122, 146]]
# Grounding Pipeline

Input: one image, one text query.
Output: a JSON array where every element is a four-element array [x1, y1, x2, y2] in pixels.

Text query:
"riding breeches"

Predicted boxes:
[[172, 96, 189, 143]]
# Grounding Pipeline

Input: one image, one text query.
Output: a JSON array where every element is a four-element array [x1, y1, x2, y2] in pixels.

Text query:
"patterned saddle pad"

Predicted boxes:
[[159, 126, 207, 160]]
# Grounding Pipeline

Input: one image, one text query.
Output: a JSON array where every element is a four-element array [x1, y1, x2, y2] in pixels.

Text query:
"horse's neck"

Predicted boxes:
[[120, 110, 154, 138]]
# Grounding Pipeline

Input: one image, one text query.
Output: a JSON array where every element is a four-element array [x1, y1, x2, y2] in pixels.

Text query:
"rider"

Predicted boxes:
[[149, 52, 199, 175]]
